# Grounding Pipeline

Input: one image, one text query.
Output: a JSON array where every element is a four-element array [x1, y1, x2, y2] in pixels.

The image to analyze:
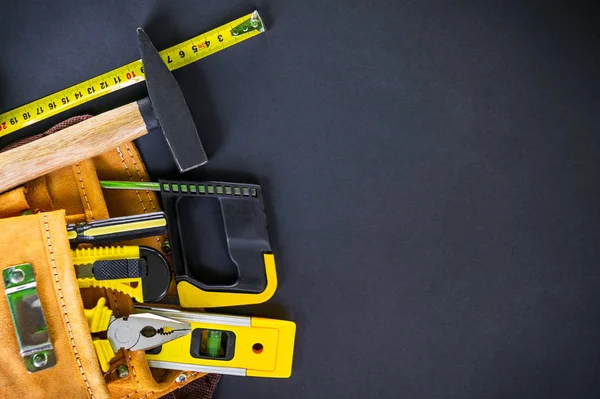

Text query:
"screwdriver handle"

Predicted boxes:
[[67, 211, 167, 244]]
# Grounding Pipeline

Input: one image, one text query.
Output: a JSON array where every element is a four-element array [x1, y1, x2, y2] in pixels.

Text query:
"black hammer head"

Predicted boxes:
[[137, 28, 208, 172]]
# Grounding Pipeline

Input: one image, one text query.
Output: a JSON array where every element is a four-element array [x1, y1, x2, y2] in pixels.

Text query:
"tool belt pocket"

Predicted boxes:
[[0, 210, 111, 398], [0, 210, 187, 399], [0, 136, 201, 398]]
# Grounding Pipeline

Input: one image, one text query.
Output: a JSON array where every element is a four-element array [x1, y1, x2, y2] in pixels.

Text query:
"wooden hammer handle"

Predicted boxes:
[[0, 102, 149, 194]]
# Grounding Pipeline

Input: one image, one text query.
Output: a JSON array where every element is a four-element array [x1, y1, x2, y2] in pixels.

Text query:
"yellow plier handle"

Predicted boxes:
[[72, 245, 171, 303]]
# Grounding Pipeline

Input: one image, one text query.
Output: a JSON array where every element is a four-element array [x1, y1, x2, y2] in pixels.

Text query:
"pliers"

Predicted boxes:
[[86, 298, 191, 371]]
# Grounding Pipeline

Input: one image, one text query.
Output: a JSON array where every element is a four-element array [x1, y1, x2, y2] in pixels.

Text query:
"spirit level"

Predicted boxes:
[[136, 306, 296, 378]]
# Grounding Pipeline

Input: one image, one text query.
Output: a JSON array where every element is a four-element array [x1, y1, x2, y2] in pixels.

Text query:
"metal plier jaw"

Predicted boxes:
[[106, 313, 191, 352]]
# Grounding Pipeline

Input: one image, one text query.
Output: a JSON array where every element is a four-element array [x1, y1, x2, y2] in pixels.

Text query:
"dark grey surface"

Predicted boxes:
[[1, 1, 600, 398]]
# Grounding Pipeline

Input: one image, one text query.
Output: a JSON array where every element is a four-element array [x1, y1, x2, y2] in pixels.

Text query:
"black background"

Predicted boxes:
[[1, 1, 600, 398]]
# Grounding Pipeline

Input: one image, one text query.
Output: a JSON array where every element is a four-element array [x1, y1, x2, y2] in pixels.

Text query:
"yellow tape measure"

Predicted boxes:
[[0, 11, 265, 139]]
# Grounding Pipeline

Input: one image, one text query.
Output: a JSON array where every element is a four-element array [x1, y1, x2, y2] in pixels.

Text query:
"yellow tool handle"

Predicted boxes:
[[0, 11, 264, 139], [84, 298, 116, 372], [71, 246, 141, 265], [93, 339, 116, 373], [177, 253, 278, 308], [84, 297, 113, 333], [72, 246, 145, 302], [78, 278, 144, 303]]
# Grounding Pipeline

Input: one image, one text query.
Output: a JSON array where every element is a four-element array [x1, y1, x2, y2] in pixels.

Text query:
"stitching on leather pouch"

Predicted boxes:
[[115, 146, 162, 247], [120, 351, 156, 399], [127, 351, 147, 391], [124, 144, 160, 216], [133, 143, 156, 179], [124, 144, 162, 247], [116, 368, 200, 399], [116, 147, 148, 212], [119, 389, 140, 399], [75, 162, 95, 221], [121, 391, 153, 399], [108, 289, 120, 316], [43, 213, 95, 399]]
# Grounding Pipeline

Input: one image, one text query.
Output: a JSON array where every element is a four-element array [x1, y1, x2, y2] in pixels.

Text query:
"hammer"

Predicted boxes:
[[0, 28, 208, 194]]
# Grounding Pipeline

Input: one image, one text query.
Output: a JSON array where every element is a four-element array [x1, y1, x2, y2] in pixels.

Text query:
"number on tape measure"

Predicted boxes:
[[0, 11, 265, 139]]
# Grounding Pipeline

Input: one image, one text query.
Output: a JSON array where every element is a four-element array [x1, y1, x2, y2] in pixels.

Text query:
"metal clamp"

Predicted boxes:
[[3, 264, 56, 372]]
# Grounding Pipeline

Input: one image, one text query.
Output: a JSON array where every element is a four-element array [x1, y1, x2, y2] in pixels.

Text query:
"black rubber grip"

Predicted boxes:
[[159, 180, 271, 293], [93, 259, 148, 280]]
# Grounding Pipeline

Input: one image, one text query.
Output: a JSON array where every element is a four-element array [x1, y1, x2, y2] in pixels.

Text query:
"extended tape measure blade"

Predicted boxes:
[[0, 11, 265, 140]]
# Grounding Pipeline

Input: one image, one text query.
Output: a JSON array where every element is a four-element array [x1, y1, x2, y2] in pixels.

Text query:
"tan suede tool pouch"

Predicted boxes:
[[0, 134, 206, 398], [0, 210, 111, 398]]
